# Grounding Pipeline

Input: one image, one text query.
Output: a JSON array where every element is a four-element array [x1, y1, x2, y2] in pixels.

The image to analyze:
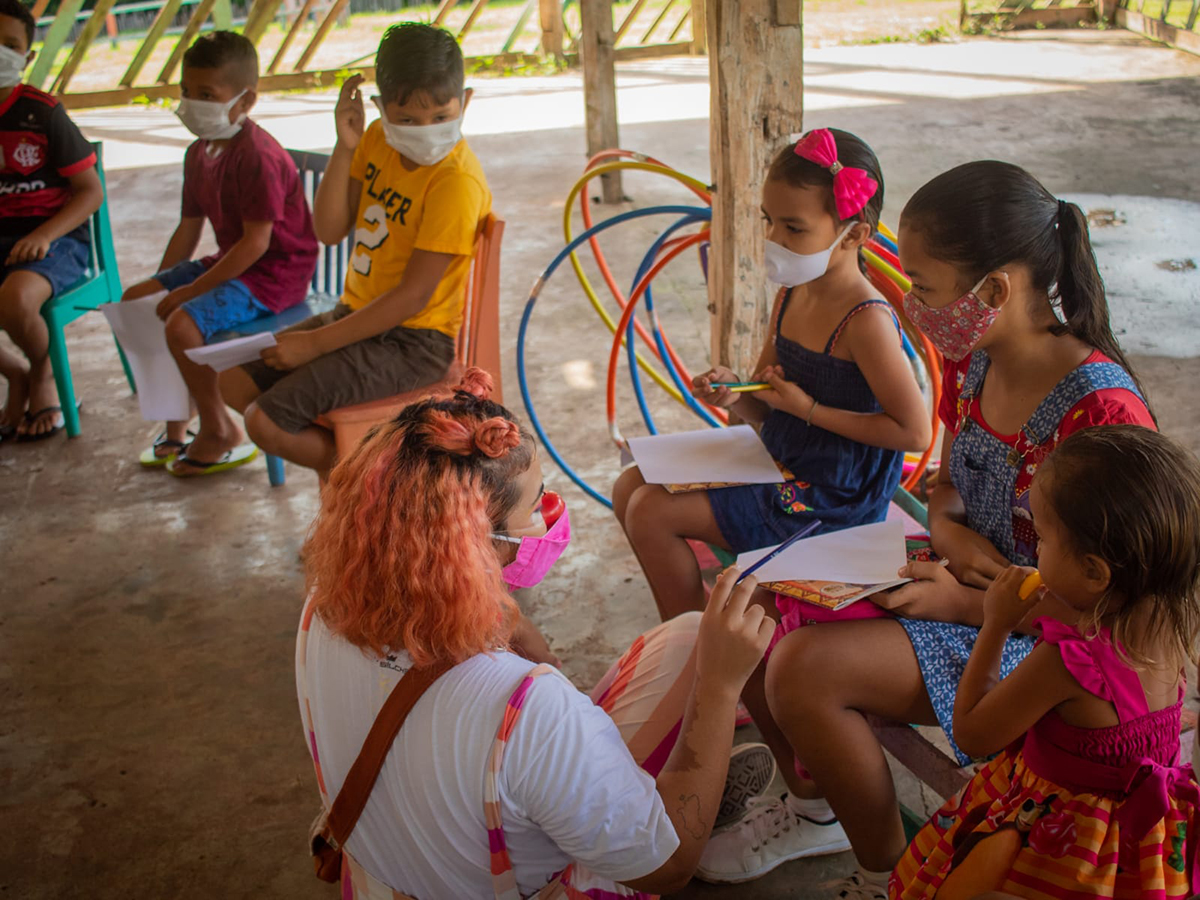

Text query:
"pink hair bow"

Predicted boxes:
[[794, 128, 878, 221]]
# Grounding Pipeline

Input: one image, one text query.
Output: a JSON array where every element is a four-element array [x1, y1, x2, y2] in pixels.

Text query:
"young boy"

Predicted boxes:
[[122, 31, 318, 475], [219, 22, 491, 481], [0, 0, 102, 441]]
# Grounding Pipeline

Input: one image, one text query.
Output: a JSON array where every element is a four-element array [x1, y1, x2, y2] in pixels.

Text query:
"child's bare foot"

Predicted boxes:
[[0, 353, 30, 436]]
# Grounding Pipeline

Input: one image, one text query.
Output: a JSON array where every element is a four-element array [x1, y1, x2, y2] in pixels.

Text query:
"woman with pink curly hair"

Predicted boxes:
[[297, 368, 776, 898]]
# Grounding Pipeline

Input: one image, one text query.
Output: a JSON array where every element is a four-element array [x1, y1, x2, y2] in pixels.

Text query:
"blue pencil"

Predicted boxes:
[[736, 519, 823, 584]]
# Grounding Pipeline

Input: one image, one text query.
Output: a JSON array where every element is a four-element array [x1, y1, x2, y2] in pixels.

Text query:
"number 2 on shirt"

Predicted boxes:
[[350, 203, 389, 275]]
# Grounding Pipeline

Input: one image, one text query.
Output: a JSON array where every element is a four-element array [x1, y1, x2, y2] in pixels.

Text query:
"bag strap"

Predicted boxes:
[[325, 659, 454, 851]]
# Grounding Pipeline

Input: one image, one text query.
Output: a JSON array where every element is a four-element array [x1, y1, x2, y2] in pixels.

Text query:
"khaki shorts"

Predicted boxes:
[[242, 304, 456, 434]]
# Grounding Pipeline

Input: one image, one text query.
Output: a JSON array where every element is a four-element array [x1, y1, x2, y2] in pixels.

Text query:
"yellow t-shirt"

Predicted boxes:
[[344, 122, 491, 336]]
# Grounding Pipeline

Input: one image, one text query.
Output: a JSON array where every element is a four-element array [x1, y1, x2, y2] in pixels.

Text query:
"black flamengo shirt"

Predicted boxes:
[[0, 83, 96, 242]]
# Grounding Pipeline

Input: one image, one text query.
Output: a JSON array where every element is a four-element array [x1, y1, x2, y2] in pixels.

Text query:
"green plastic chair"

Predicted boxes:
[[38, 141, 132, 437]]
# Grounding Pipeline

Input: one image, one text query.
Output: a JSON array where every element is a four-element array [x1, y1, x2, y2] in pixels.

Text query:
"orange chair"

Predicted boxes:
[[264, 213, 505, 485]]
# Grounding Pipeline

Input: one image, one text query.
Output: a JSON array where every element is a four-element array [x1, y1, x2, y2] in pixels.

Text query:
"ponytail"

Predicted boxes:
[[902, 161, 1152, 419], [1054, 200, 1153, 417]]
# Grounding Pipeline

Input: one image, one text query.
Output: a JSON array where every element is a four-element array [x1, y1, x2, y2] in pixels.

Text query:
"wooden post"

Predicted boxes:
[[243, 0, 286, 43], [689, 0, 705, 53], [579, 0, 621, 202], [268, 0, 317, 73], [539, 0, 565, 59], [121, 0, 184, 86], [707, 0, 803, 377]]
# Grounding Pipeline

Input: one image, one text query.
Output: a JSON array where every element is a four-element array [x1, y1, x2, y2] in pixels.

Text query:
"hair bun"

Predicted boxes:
[[473, 417, 521, 459], [455, 367, 494, 400]]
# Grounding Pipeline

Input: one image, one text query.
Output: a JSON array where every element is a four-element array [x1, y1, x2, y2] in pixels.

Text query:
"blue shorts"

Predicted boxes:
[[155, 260, 270, 341], [0, 234, 90, 297]]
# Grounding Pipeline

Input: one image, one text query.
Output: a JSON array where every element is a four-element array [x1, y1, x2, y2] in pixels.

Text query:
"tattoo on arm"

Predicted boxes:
[[677, 793, 706, 840]]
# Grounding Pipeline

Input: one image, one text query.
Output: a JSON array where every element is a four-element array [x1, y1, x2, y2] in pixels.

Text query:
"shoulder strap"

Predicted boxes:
[[824, 299, 900, 354], [487, 664, 558, 900], [1022, 360, 1142, 447], [325, 659, 454, 850]]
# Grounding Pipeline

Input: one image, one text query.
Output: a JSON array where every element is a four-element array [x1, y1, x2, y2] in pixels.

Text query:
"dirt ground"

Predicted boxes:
[[3, 24, 1200, 900]]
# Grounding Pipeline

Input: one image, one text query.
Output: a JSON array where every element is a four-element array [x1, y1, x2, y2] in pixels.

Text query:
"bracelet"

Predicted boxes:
[[806, 398, 819, 424]]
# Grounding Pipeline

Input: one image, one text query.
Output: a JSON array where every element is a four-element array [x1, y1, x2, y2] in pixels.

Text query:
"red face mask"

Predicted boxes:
[[902, 276, 997, 362]]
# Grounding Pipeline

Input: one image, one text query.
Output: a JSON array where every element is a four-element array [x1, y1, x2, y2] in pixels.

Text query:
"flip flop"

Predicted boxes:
[[139, 429, 198, 467], [166, 443, 258, 477], [15, 405, 65, 442]]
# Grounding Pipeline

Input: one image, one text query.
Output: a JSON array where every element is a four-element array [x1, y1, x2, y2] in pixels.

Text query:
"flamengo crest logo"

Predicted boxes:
[[12, 139, 42, 170]]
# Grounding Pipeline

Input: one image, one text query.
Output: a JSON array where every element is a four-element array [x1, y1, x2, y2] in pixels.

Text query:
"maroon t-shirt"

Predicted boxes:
[[181, 118, 318, 313]]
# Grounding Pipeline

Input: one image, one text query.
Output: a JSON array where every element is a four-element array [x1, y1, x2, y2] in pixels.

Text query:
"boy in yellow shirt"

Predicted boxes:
[[220, 22, 490, 479]]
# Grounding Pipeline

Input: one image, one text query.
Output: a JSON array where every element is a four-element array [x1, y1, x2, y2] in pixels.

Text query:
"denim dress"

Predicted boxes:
[[708, 291, 903, 553], [899, 350, 1144, 763]]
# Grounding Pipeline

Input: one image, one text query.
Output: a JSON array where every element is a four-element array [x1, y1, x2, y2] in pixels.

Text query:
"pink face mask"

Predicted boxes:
[[902, 275, 996, 362], [493, 492, 571, 590]]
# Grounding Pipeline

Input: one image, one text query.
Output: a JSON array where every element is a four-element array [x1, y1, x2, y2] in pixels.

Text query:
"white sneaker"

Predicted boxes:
[[696, 794, 851, 883], [715, 743, 777, 830], [832, 871, 888, 899]]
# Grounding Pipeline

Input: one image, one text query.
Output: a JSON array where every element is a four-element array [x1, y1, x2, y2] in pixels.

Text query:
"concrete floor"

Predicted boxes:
[[3, 30, 1200, 899]]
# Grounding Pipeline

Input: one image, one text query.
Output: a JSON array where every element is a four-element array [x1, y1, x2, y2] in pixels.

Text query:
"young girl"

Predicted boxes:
[[728, 162, 1157, 897], [613, 128, 931, 620], [892, 425, 1200, 899]]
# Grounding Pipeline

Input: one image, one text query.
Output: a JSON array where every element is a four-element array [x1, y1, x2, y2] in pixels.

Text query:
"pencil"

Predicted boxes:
[[736, 519, 823, 584], [712, 382, 771, 393]]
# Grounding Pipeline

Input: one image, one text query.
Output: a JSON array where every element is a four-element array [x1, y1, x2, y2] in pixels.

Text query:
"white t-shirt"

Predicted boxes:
[[296, 607, 680, 898]]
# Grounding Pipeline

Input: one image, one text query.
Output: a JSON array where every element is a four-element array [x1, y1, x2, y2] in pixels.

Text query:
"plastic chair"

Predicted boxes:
[[264, 212, 505, 486], [39, 141, 128, 437]]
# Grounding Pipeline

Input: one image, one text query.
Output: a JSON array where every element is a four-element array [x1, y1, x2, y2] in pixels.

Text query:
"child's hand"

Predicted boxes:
[[335, 74, 366, 150], [756, 364, 815, 419], [6, 233, 50, 265], [692, 365, 739, 408], [156, 287, 194, 320], [873, 559, 964, 620], [261, 331, 322, 371], [982, 565, 1043, 633]]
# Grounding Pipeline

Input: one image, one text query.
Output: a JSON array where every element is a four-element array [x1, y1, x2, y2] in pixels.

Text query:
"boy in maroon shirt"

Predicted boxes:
[[0, 0, 103, 441], [122, 31, 318, 475]]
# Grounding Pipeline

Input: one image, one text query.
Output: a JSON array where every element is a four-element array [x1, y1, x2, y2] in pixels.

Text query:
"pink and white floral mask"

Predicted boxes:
[[903, 275, 997, 361], [493, 492, 571, 590]]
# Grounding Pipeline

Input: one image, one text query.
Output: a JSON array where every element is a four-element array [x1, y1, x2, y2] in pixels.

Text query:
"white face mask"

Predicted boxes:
[[764, 223, 857, 287], [0, 45, 27, 89], [175, 89, 247, 141], [373, 97, 463, 167]]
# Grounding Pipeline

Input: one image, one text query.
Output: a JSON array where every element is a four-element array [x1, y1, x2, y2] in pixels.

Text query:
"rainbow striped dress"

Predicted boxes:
[[891, 618, 1199, 900]]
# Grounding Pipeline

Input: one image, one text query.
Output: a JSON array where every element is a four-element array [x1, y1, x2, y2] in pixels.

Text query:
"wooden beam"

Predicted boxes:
[[268, 0, 317, 73], [120, 0, 185, 86], [667, 10, 690, 41], [539, 0, 566, 59], [51, 0, 120, 94], [60, 63, 378, 109], [640, 0, 677, 44], [502, 0, 537, 52], [243, 0, 285, 44], [458, 0, 492, 41], [614, 0, 651, 44], [27, 0, 87, 89], [579, 0, 621, 202], [30, 0, 52, 18], [293, 0, 350, 72], [211, 0, 233, 29], [158, 0, 219, 84], [707, 0, 802, 377], [432, 0, 457, 27], [689, 0, 705, 53]]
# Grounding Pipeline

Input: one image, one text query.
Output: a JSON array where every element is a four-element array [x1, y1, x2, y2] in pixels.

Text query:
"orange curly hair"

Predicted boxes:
[[304, 368, 533, 666]]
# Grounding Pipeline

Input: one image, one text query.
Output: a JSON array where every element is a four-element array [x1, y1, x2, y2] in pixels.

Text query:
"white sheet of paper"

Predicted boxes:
[[184, 332, 276, 372], [736, 520, 908, 585], [101, 298, 190, 422], [627, 425, 782, 485]]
